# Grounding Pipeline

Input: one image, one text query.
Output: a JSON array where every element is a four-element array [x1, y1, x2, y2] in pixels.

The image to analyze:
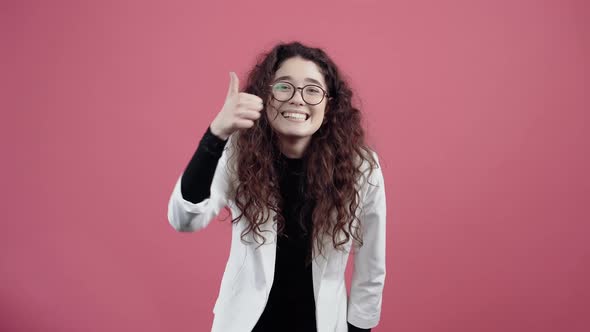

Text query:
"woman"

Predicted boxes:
[[167, 41, 387, 332]]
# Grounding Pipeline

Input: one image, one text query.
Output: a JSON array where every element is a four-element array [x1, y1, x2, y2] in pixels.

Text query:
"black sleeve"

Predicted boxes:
[[180, 125, 228, 203], [348, 322, 371, 332]]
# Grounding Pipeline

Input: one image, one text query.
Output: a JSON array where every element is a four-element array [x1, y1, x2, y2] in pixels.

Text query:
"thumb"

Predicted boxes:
[[226, 71, 239, 98]]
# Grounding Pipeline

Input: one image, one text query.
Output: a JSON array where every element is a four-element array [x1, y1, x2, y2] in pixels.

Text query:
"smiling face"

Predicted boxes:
[[265, 56, 328, 156]]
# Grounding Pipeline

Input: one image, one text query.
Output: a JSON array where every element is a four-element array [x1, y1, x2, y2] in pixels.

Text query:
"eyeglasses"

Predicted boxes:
[[269, 81, 329, 105]]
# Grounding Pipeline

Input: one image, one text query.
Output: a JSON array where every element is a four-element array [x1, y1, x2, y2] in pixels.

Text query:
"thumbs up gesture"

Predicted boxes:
[[210, 72, 264, 140]]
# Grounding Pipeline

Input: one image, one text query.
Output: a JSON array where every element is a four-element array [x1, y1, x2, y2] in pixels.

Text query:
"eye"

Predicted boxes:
[[305, 86, 322, 94], [274, 83, 293, 91]]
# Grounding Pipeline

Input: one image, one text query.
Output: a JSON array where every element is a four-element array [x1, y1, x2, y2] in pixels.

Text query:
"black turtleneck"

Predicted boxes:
[[180, 126, 371, 332]]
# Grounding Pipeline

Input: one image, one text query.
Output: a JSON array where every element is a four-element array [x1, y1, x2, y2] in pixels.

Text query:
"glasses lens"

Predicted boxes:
[[303, 85, 325, 105], [272, 82, 294, 101]]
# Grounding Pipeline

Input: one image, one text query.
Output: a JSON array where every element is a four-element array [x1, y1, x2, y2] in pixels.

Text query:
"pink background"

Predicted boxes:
[[2, 0, 589, 331]]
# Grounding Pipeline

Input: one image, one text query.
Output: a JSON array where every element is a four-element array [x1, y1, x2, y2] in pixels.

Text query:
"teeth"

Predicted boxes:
[[282, 112, 307, 120]]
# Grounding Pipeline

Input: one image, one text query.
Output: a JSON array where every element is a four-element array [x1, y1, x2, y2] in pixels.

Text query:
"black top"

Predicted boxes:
[[180, 126, 371, 332]]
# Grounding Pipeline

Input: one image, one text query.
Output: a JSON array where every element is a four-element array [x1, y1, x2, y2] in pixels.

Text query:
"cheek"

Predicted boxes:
[[264, 108, 274, 123], [267, 100, 282, 114], [264, 101, 274, 114], [312, 107, 326, 121], [265, 102, 281, 122]]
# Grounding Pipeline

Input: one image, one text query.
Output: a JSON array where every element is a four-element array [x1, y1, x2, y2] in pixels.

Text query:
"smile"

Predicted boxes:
[[281, 111, 309, 122]]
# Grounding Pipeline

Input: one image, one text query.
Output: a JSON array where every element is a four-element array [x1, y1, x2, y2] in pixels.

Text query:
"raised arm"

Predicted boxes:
[[167, 71, 263, 233]]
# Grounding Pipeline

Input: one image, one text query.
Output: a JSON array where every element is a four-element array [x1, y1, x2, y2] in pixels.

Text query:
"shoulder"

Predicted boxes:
[[359, 148, 383, 182], [355, 148, 384, 198]]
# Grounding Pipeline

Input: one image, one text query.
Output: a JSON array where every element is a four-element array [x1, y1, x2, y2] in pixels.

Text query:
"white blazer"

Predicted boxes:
[[167, 136, 387, 332]]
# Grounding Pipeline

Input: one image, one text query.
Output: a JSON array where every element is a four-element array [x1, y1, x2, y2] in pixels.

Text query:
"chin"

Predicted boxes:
[[278, 129, 311, 138], [274, 125, 316, 137]]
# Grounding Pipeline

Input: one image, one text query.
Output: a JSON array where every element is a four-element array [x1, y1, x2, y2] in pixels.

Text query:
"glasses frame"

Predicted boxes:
[[268, 81, 330, 106]]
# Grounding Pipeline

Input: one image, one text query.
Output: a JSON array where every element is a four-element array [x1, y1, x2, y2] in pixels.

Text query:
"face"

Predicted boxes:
[[265, 56, 328, 148]]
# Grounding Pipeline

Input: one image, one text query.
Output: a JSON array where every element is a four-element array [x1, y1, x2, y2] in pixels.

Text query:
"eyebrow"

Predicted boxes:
[[273, 75, 325, 88]]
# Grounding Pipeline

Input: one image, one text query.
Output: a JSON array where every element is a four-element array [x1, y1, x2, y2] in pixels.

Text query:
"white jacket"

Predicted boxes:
[[167, 137, 387, 332]]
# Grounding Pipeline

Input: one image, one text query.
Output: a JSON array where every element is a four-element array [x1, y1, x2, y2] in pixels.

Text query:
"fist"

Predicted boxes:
[[210, 72, 264, 140]]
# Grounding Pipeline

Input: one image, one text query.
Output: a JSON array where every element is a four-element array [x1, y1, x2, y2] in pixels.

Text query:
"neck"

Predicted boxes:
[[277, 135, 311, 159]]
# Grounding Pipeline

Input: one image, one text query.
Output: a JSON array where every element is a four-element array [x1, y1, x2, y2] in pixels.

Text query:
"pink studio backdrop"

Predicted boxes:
[[2, 0, 589, 331]]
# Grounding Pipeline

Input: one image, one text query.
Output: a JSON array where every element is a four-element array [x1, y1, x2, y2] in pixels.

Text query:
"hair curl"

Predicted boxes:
[[224, 41, 378, 264]]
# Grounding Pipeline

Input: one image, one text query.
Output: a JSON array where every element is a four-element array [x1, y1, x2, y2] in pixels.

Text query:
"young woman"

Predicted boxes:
[[167, 41, 387, 332]]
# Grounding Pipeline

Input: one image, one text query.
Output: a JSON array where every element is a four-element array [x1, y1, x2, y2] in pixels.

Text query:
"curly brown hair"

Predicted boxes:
[[224, 41, 379, 262]]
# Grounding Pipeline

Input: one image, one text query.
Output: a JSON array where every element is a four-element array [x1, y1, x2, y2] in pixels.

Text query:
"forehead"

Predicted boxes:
[[274, 57, 326, 87]]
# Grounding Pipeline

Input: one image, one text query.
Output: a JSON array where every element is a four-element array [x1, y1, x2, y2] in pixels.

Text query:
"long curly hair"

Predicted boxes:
[[225, 41, 378, 262]]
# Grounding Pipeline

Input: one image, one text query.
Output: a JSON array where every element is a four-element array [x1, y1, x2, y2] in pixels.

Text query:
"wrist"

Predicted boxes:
[[209, 123, 229, 140]]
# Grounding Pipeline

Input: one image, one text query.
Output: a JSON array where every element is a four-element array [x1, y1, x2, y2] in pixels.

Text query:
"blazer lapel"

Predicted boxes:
[[311, 234, 330, 304], [247, 209, 278, 297]]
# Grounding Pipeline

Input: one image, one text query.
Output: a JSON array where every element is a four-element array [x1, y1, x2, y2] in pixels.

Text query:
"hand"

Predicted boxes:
[[210, 72, 264, 140]]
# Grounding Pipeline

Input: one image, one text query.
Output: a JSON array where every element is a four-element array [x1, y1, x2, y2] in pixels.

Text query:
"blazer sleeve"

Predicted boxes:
[[347, 151, 387, 329], [167, 129, 233, 233]]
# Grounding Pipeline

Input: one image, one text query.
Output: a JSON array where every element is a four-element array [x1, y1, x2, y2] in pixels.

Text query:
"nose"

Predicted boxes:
[[289, 88, 305, 106]]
